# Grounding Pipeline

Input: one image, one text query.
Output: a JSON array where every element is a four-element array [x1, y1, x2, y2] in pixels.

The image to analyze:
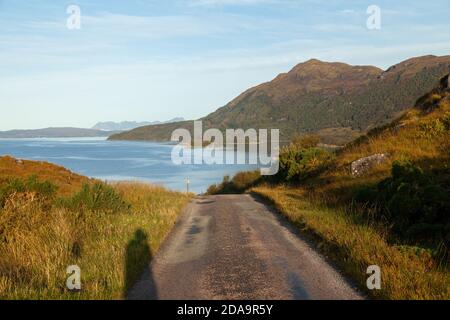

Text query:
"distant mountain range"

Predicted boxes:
[[0, 127, 116, 139], [109, 55, 450, 145], [92, 118, 185, 131], [0, 118, 185, 138]]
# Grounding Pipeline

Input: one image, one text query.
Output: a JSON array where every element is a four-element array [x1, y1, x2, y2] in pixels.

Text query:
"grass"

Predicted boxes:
[[0, 164, 192, 299], [0, 156, 90, 196], [234, 82, 450, 299], [251, 185, 449, 299], [311, 104, 450, 206], [207, 170, 261, 194]]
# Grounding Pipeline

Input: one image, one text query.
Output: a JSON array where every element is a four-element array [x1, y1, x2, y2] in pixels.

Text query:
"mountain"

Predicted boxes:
[[0, 127, 116, 139], [109, 55, 450, 145], [92, 118, 185, 131]]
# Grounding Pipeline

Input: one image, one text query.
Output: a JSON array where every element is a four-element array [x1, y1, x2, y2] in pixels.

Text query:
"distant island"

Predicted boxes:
[[0, 117, 185, 138], [0, 127, 116, 139], [92, 118, 185, 131]]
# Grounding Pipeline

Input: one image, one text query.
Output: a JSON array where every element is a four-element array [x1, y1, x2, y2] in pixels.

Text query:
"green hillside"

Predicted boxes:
[[109, 55, 450, 145]]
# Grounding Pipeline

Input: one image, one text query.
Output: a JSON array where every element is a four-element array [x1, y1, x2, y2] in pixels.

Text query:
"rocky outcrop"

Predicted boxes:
[[351, 153, 389, 177]]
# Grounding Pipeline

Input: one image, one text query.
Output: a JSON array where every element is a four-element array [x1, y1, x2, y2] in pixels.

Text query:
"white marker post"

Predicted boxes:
[[186, 178, 190, 194]]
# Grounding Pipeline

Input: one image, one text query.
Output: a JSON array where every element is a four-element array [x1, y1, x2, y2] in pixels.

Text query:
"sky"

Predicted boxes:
[[1, 0, 450, 130]]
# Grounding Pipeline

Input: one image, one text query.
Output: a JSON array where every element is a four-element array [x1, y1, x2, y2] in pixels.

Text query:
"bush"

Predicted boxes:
[[0, 175, 57, 208], [206, 184, 219, 195], [231, 171, 261, 191], [62, 183, 130, 214], [276, 145, 334, 182], [418, 118, 449, 138], [207, 171, 261, 194], [355, 160, 450, 250]]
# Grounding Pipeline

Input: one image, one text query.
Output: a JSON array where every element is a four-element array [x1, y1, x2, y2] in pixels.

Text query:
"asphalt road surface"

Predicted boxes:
[[127, 194, 363, 300]]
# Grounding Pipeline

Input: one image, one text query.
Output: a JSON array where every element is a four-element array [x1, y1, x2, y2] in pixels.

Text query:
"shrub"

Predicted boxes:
[[276, 145, 334, 181], [62, 182, 130, 214], [206, 184, 219, 195], [355, 160, 450, 251], [416, 92, 443, 111], [26, 175, 58, 197], [231, 171, 261, 191], [207, 171, 261, 194], [418, 117, 449, 138], [0, 175, 57, 208]]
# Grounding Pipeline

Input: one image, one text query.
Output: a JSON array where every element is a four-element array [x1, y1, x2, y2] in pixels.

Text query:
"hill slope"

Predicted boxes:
[[251, 75, 450, 299], [0, 157, 192, 299], [0, 155, 91, 195], [110, 55, 450, 145]]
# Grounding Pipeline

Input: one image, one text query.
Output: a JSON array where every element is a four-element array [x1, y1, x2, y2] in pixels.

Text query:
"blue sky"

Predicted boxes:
[[1, 0, 450, 130]]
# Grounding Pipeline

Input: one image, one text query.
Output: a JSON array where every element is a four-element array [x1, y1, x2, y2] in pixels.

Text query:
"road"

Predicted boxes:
[[127, 194, 362, 300]]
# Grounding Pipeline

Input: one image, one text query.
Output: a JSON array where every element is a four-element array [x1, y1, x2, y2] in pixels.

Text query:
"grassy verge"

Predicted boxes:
[[251, 185, 450, 300], [0, 179, 192, 299]]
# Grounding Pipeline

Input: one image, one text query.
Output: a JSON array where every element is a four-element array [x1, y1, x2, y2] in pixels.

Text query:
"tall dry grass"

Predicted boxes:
[[0, 182, 191, 299], [252, 185, 450, 299], [249, 96, 450, 299]]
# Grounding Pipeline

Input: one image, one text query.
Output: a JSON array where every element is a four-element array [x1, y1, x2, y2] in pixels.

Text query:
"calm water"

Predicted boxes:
[[0, 138, 259, 194]]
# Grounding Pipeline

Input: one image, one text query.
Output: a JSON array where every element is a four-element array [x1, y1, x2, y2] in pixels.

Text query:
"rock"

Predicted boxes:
[[351, 153, 389, 177]]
